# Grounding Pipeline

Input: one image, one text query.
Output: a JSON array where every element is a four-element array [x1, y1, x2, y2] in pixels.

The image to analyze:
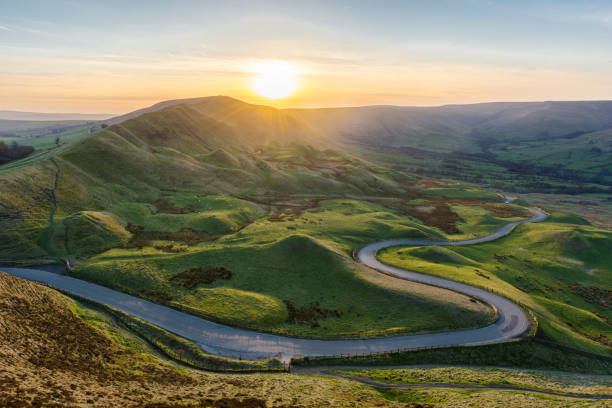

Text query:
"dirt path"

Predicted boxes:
[[40, 158, 60, 254]]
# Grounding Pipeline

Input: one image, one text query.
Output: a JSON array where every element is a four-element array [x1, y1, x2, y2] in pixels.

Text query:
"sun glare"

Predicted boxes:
[[252, 60, 298, 99]]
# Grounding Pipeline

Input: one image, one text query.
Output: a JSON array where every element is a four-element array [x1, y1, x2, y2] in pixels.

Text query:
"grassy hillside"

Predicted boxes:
[[378, 215, 612, 356], [0, 271, 401, 407], [1, 96, 608, 349], [73, 197, 500, 338], [3, 271, 607, 407], [287, 101, 612, 194], [0, 99, 518, 339]]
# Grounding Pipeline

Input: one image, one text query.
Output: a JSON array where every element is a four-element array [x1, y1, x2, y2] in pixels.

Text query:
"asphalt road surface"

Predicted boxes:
[[1, 208, 547, 362]]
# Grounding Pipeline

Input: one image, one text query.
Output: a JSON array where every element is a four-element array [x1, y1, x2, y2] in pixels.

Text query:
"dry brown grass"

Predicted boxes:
[[0, 271, 401, 407], [170, 266, 233, 288]]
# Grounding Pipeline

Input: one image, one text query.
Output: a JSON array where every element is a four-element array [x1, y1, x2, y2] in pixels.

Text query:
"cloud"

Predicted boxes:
[[580, 13, 612, 25], [0, 24, 14, 32]]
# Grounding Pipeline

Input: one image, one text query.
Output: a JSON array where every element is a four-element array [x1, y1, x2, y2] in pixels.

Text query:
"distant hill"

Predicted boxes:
[[0, 110, 113, 121], [288, 100, 612, 146], [285, 100, 612, 192], [3, 97, 611, 192]]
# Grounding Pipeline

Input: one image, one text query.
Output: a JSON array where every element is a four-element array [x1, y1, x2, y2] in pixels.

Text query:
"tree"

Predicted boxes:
[[55, 136, 60, 146]]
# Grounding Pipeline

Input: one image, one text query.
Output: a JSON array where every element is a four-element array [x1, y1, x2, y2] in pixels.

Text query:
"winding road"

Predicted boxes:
[[0, 206, 547, 362]]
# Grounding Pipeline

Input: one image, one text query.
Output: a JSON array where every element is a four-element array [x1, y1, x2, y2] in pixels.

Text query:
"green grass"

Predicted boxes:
[[44, 211, 131, 256], [449, 204, 526, 239], [378, 216, 612, 356], [332, 366, 612, 396], [422, 186, 502, 201], [69, 293, 285, 372], [108, 195, 262, 235], [374, 386, 608, 407], [2, 99, 609, 355], [103, 306, 285, 372], [74, 228, 495, 338], [292, 339, 612, 374]]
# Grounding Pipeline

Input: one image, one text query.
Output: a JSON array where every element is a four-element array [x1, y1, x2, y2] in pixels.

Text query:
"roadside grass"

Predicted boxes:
[[378, 216, 612, 356], [330, 366, 612, 396], [374, 386, 610, 407], [518, 192, 612, 229], [448, 204, 526, 239], [291, 339, 612, 375], [96, 304, 286, 372], [71, 292, 285, 373]]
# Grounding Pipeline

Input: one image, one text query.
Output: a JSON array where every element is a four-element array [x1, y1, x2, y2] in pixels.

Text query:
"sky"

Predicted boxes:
[[1, 0, 612, 114]]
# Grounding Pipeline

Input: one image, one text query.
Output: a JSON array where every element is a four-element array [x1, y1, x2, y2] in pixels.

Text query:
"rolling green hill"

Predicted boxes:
[[0, 98, 505, 339], [378, 215, 612, 356], [287, 101, 612, 193], [0, 96, 609, 352]]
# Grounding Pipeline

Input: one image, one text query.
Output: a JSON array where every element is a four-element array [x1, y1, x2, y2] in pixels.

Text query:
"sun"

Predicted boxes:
[[251, 60, 298, 99]]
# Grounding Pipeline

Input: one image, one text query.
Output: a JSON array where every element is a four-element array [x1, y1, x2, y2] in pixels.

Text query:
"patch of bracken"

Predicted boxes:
[[154, 243, 187, 253], [171, 266, 233, 288], [139, 289, 174, 302], [283, 300, 341, 328], [153, 198, 195, 214], [568, 283, 612, 309]]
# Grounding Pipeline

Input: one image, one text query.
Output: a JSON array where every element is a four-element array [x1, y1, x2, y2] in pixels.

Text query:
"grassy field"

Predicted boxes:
[[72, 197, 498, 338], [518, 192, 612, 229], [378, 214, 612, 356], [78, 301, 286, 372], [1, 106, 531, 340], [331, 366, 612, 396], [369, 384, 611, 407], [291, 339, 612, 374], [329, 366, 612, 406]]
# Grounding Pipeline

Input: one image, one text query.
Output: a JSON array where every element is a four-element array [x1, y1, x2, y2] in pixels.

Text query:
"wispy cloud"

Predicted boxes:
[[579, 13, 612, 26], [0, 24, 14, 32]]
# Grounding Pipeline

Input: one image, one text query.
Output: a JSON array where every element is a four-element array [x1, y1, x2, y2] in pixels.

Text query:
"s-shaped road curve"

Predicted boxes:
[[1, 207, 547, 362]]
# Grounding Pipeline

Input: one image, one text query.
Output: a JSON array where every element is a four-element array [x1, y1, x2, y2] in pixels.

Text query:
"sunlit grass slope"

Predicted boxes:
[[75, 201, 496, 338], [379, 214, 612, 356]]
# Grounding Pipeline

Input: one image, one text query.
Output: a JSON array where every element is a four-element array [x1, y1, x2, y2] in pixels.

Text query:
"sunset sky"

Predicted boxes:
[[2, 0, 612, 114]]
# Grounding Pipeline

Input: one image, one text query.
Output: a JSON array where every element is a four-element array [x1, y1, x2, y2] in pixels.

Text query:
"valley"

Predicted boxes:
[[1, 96, 611, 407]]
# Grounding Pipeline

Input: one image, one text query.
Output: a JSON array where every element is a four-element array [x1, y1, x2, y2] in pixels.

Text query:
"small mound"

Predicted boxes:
[[270, 234, 336, 258], [55, 211, 130, 256], [544, 229, 593, 255], [528, 227, 610, 260], [402, 246, 477, 266], [186, 287, 287, 327], [559, 230, 592, 252], [200, 148, 240, 168], [548, 213, 591, 226], [171, 266, 232, 288]]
